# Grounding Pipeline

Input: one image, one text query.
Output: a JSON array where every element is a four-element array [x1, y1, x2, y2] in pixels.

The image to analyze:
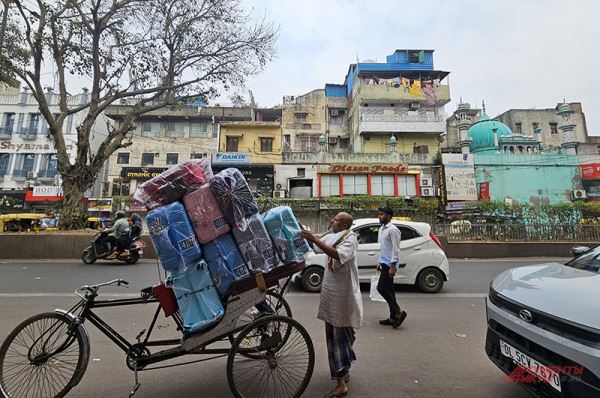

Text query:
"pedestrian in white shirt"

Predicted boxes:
[[376, 206, 407, 329], [301, 212, 363, 398]]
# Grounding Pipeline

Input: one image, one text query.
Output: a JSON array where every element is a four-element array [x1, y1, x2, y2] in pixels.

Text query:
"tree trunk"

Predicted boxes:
[[60, 178, 88, 230]]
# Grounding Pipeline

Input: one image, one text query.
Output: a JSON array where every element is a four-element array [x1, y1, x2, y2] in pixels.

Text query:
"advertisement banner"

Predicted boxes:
[[212, 152, 251, 165], [581, 163, 600, 180], [478, 182, 490, 201], [441, 154, 477, 201]]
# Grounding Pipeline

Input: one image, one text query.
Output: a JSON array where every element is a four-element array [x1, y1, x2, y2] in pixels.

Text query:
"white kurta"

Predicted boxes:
[[314, 230, 363, 329]]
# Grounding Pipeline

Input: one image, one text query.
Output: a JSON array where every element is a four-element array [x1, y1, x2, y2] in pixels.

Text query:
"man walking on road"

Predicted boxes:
[[376, 206, 407, 329], [301, 212, 363, 398]]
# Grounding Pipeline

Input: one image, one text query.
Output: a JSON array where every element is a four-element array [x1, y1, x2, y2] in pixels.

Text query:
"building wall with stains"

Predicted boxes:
[[474, 153, 582, 204]]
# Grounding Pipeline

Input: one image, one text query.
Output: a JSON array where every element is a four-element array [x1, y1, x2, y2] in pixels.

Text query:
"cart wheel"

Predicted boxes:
[[229, 290, 292, 345], [0, 312, 90, 398], [227, 315, 314, 398]]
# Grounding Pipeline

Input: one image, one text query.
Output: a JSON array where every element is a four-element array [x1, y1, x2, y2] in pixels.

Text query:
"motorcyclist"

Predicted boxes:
[[108, 213, 143, 259], [101, 210, 129, 254]]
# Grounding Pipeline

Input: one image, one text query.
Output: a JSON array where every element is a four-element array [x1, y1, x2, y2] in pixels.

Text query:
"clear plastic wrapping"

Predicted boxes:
[[209, 168, 259, 231], [232, 214, 278, 273], [263, 206, 310, 264], [134, 159, 213, 210], [202, 233, 250, 296], [147, 201, 202, 272], [183, 183, 230, 244], [167, 260, 224, 333]]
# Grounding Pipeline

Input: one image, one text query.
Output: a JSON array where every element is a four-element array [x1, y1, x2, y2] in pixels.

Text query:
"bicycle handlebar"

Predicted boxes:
[[79, 279, 130, 293]]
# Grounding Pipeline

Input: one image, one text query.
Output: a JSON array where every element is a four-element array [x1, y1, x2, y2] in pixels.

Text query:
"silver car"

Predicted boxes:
[[485, 246, 600, 396], [294, 218, 449, 293]]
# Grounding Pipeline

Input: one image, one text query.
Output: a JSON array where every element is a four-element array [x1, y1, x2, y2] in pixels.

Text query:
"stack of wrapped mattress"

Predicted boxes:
[[183, 183, 230, 244], [135, 161, 308, 335], [134, 159, 212, 210], [263, 206, 310, 264]]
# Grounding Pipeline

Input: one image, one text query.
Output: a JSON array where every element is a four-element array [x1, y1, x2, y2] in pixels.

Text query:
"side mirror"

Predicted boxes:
[[570, 246, 590, 257]]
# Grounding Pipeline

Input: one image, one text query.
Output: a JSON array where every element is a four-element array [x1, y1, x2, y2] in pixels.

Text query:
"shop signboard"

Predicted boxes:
[[120, 167, 168, 181], [442, 154, 477, 201], [212, 152, 251, 165], [325, 163, 410, 174], [581, 163, 600, 180]]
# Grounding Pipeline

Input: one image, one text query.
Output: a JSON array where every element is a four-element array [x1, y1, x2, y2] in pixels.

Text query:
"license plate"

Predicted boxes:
[[500, 340, 561, 392]]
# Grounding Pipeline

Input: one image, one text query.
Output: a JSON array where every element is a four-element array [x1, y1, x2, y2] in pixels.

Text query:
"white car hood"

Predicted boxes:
[[492, 263, 600, 330]]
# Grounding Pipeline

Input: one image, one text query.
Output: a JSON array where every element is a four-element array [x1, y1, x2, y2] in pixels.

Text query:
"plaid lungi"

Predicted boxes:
[[325, 322, 356, 379]]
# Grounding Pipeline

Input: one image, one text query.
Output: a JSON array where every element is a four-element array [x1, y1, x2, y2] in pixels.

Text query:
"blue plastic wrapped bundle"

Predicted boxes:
[[263, 206, 310, 264], [232, 214, 278, 273], [167, 260, 224, 333], [209, 168, 259, 231], [203, 234, 250, 296], [147, 202, 202, 272]]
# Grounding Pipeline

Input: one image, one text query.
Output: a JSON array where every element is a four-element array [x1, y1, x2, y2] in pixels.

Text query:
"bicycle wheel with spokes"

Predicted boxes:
[[227, 315, 314, 398], [0, 312, 90, 398]]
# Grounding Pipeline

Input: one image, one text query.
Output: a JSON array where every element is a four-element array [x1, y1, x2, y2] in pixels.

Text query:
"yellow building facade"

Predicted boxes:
[[218, 121, 282, 164]]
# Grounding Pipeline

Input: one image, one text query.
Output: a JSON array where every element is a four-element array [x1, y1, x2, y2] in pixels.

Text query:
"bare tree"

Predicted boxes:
[[2, 0, 277, 229]]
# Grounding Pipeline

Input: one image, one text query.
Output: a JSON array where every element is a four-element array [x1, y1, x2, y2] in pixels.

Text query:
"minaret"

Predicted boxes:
[[455, 101, 472, 154], [557, 102, 577, 155]]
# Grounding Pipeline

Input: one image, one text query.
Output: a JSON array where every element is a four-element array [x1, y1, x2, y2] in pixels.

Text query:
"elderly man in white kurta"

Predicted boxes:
[[301, 212, 363, 398]]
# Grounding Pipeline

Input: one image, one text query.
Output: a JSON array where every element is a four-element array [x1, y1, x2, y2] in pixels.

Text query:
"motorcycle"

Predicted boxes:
[[81, 230, 146, 265]]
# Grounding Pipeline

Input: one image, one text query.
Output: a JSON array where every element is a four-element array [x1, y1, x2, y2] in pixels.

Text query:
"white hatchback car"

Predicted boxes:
[[294, 218, 449, 293]]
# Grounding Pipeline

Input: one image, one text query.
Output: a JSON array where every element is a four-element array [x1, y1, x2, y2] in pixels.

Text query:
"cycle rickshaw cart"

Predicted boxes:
[[0, 261, 314, 398]]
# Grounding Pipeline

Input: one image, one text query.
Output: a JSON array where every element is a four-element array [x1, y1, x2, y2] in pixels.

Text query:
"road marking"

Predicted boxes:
[[0, 292, 488, 298]]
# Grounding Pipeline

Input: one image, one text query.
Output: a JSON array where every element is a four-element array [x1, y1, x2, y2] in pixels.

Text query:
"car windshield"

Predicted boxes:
[[565, 246, 600, 273]]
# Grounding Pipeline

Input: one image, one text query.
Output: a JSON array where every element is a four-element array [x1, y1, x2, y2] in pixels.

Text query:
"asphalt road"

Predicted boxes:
[[0, 257, 568, 397]]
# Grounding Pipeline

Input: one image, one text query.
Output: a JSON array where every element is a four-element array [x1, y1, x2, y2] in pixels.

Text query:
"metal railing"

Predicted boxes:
[[435, 223, 600, 242]]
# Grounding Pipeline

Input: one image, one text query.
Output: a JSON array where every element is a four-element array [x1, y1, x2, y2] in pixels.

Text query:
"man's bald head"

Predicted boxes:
[[331, 212, 353, 231]]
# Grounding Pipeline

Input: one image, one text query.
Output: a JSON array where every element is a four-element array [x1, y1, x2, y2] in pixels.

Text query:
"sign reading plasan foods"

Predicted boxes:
[[326, 164, 409, 174]]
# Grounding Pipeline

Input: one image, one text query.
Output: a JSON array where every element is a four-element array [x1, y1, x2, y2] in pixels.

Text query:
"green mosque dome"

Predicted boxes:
[[467, 111, 513, 152]]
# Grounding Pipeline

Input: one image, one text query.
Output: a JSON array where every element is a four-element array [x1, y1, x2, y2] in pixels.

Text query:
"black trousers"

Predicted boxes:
[[377, 264, 401, 319]]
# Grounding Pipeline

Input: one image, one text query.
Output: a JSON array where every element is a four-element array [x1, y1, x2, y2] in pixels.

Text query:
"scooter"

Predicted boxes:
[[81, 230, 146, 265]]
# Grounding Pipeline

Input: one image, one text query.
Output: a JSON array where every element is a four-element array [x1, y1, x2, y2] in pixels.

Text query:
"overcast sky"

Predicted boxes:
[[243, 0, 600, 135]]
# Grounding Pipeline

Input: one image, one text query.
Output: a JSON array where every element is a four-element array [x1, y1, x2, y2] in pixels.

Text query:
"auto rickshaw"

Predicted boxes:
[[0, 214, 45, 232]]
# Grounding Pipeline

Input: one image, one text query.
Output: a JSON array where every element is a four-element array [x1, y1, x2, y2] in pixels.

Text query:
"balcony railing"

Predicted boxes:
[[19, 128, 38, 139], [11, 169, 32, 180], [354, 84, 451, 104], [360, 114, 445, 123], [38, 169, 58, 180], [283, 123, 322, 131]]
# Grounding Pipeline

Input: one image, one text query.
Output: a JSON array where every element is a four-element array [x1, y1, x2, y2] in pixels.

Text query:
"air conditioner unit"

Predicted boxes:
[[421, 178, 432, 187], [330, 109, 339, 116], [273, 190, 286, 198], [26, 172, 36, 179], [328, 137, 338, 145], [571, 190, 587, 200], [410, 102, 420, 110], [421, 187, 434, 197]]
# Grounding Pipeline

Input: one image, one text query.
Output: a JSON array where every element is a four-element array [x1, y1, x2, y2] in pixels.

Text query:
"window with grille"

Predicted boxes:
[[117, 153, 130, 164], [142, 122, 161, 137], [550, 123, 558, 135], [260, 137, 273, 152], [167, 122, 186, 138], [226, 136, 239, 152], [141, 153, 154, 166], [320, 174, 340, 196], [166, 153, 179, 165], [343, 174, 368, 195], [2, 113, 15, 136], [0, 154, 9, 175], [191, 123, 210, 138]]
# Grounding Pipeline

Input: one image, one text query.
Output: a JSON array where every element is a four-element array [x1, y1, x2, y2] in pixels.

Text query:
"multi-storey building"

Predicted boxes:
[[445, 102, 599, 154], [215, 108, 281, 196], [279, 49, 451, 198], [104, 104, 252, 198], [0, 88, 106, 211]]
